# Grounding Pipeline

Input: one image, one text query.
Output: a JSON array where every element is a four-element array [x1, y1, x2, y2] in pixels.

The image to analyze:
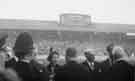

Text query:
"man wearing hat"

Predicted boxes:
[[10, 32, 48, 81]]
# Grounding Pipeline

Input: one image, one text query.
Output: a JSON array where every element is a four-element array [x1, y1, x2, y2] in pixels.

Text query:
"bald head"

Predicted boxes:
[[84, 49, 95, 62]]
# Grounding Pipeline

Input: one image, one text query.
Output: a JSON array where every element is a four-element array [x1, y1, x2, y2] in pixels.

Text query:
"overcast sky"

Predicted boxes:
[[0, 0, 135, 24]]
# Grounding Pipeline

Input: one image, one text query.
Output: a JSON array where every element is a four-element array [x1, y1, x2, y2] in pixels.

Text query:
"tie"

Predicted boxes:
[[88, 62, 94, 71], [90, 62, 94, 71]]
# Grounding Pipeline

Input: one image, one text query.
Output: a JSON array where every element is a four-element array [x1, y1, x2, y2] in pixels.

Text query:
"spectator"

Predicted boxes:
[[105, 46, 134, 81], [0, 39, 20, 81], [0, 48, 7, 68], [106, 43, 114, 65], [82, 49, 96, 72], [55, 47, 89, 81], [47, 51, 60, 81], [5, 47, 18, 68], [47, 51, 60, 71], [82, 48, 110, 81]]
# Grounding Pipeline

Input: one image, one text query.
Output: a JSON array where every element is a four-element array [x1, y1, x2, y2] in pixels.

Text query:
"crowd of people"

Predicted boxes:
[[0, 32, 134, 81]]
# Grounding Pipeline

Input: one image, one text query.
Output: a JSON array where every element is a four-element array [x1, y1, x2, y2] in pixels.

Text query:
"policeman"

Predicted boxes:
[[11, 32, 48, 81]]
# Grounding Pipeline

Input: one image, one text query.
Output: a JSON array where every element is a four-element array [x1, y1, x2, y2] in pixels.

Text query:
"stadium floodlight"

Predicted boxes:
[[126, 33, 135, 36]]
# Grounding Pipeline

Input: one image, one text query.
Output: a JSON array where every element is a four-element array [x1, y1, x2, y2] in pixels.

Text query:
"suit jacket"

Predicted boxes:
[[55, 61, 90, 81], [105, 60, 134, 81], [82, 61, 102, 72], [95, 59, 111, 72], [47, 63, 60, 81], [10, 60, 49, 81], [82, 60, 112, 81], [47, 63, 60, 73]]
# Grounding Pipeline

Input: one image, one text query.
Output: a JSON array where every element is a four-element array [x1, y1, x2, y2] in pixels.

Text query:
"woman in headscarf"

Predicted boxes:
[[47, 50, 60, 81]]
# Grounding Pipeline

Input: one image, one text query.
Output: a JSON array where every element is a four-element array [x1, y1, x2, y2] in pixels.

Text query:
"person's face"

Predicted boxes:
[[52, 54, 59, 64], [107, 44, 114, 54], [107, 46, 114, 60], [85, 52, 95, 62]]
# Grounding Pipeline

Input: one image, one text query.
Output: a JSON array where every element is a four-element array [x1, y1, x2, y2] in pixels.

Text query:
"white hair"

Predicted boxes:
[[112, 46, 127, 58]]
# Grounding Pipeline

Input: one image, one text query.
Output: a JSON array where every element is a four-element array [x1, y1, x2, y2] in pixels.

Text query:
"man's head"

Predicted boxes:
[[106, 43, 114, 54], [106, 43, 114, 60], [65, 47, 78, 62], [13, 32, 34, 59], [112, 46, 128, 61], [84, 49, 95, 62]]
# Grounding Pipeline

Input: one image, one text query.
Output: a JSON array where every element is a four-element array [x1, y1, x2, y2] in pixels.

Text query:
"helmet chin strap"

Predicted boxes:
[[21, 53, 34, 63]]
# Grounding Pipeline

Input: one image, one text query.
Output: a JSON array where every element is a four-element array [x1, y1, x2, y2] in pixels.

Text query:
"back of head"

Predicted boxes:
[[13, 32, 34, 59], [65, 47, 77, 62], [112, 46, 128, 60]]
